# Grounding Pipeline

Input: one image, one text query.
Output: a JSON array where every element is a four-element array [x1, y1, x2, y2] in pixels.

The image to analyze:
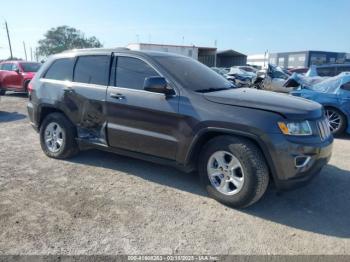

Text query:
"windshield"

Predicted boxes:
[[154, 56, 234, 92], [20, 62, 41, 72]]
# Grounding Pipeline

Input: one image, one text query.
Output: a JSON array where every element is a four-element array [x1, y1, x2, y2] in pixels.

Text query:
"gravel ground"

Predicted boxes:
[[0, 93, 349, 255]]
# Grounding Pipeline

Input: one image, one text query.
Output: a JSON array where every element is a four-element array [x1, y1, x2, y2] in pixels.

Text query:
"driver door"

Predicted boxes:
[[106, 55, 180, 160]]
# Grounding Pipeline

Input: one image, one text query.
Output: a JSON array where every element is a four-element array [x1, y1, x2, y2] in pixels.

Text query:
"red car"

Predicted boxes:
[[0, 61, 41, 95]]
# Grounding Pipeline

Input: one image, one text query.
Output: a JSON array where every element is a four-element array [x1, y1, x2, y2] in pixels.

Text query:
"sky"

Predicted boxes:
[[1, 0, 350, 60]]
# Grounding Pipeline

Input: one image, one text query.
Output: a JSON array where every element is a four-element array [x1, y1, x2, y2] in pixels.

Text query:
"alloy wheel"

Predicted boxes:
[[325, 109, 342, 134], [44, 122, 64, 153], [207, 151, 245, 196]]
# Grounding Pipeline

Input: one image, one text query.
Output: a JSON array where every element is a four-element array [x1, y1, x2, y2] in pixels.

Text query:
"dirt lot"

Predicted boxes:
[[0, 93, 349, 255]]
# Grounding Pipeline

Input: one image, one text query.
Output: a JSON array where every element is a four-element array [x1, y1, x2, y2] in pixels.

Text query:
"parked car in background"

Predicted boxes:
[[0, 61, 41, 95], [306, 64, 350, 77], [27, 48, 333, 208], [228, 67, 256, 87], [291, 72, 350, 136], [211, 67, 237, 86], [255, 64, 292, 93]]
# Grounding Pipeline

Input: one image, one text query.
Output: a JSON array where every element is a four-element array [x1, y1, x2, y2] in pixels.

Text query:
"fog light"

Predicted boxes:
[[295, 156, 311, 168]]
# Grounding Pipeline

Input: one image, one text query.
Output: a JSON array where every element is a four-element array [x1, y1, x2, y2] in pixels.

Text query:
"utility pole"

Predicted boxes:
[[30, 47, 33, 61], [5, 21, 13, 59], [23, 41, 28, 61]]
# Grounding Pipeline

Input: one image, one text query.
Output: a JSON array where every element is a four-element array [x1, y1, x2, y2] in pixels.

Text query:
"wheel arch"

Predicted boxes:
[[38, 104, 74, 130], [185, 128, 278, 182]]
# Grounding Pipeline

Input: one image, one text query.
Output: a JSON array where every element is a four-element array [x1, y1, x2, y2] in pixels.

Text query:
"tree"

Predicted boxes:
[[36, 26, 103, 57]]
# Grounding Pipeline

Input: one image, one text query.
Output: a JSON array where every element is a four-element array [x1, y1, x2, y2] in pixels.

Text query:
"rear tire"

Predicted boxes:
[[0, 89, 6, 96], [40, 113, 79, 159], [198, 136, 269, 208]]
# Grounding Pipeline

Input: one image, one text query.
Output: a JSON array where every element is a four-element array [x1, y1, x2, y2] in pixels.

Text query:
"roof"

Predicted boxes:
[[217, 49, 246, 57], [62, 47, 130, 53], [54, 48, 188, 59]]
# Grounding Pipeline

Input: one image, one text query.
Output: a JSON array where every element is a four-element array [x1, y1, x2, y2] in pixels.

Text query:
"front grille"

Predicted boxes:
[[317, 118, 331, 141]]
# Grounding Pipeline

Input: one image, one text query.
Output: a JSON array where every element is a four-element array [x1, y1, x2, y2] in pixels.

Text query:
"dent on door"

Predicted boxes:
[[62, 85, 108, 144]]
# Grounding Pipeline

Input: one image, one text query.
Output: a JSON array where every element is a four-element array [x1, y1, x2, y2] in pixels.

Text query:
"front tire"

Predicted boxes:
[[40, 113, 79, 159], [0, 89, 6, 96], [198, 136, 269, 208]]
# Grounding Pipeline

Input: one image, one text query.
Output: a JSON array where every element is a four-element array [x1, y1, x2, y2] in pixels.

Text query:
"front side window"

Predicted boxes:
[[115, 56, 160, 90], [44, 58, 75, 81], [74, 55, 110, 85]]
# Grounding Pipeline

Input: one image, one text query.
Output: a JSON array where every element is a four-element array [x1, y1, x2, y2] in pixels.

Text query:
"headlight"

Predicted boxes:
[[278, 120, 312, 136]]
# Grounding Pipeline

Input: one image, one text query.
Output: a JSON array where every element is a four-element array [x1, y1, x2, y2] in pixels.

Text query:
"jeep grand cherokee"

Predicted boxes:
[[27, 48, 333, 208]]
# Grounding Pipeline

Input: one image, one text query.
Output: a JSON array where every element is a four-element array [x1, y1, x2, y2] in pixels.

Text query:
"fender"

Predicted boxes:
[[36, 100, 77, 128], [184, 127, 279, 182]]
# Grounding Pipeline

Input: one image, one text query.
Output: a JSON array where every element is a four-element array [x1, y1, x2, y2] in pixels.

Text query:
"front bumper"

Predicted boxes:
[[263, 133, 333, 190]]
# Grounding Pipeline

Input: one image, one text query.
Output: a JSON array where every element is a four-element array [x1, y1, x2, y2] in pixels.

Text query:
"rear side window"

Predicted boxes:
[[44, 58, 75, 81], [73, 56, 110, 85], [115, 56, 159, 90]]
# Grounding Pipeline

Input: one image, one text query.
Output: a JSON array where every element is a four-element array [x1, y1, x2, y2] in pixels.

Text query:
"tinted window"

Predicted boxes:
[[115, 56, 159, 90], [153, 56, 233, 92], [317, 67, 336, 77], [74, 56, 109, 85], [45, 58, 75, 81], [20, 62, 41, 72]]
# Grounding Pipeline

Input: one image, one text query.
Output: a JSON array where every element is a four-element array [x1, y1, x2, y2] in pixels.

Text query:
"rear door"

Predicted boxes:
[[106, 54, 180, 160], [69, 55, 111, 143], [41, 55, 110, 143]]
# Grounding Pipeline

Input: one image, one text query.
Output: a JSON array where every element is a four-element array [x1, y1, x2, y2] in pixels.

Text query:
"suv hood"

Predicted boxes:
[[204, 88, 323, 120]]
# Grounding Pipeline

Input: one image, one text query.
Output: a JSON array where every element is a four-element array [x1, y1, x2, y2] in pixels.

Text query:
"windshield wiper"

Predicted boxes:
[[196, 87, 232, 93]]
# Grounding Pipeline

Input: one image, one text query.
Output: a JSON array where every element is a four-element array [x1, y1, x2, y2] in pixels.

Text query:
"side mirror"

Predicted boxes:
[[144, 76, 174, 95], [15, 69, 20, 74]]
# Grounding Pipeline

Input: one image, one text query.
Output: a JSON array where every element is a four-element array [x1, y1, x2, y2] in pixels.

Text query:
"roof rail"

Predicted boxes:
[[62, 47, 130, 53]]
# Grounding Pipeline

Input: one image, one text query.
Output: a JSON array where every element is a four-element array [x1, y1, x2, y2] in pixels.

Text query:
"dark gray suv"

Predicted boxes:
[[27, 48, 333, 208]]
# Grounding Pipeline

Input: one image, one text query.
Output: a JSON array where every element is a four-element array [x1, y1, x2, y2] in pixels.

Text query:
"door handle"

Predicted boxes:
[[110, 93, 125, 100]]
